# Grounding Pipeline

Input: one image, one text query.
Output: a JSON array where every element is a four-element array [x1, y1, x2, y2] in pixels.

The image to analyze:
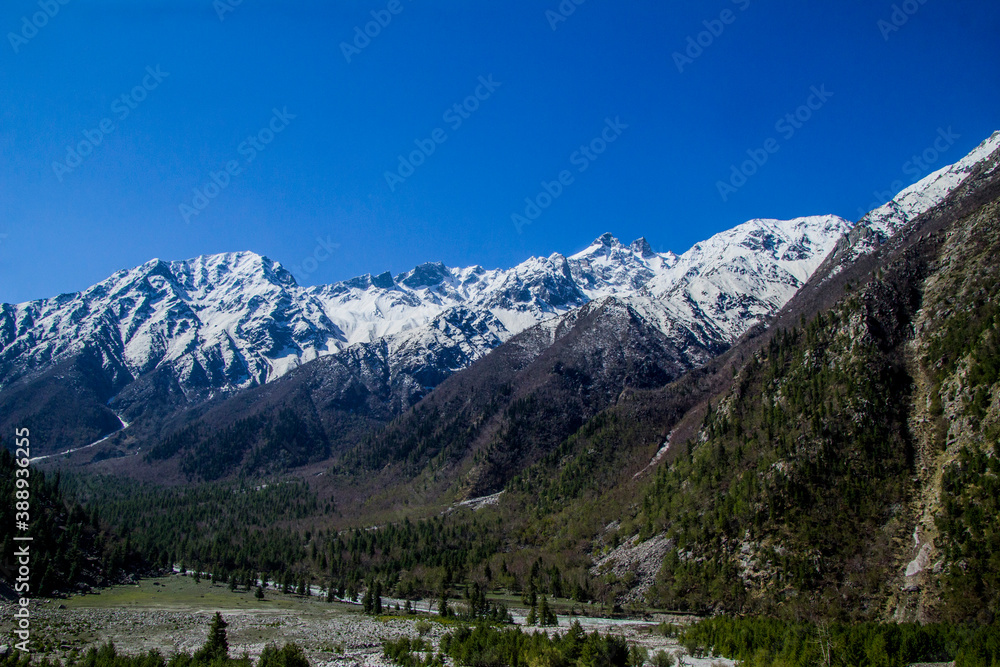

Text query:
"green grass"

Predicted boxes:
[[483, 592, 598, 615], [61, 575, 355, 614], [18, 575, 368, 661]]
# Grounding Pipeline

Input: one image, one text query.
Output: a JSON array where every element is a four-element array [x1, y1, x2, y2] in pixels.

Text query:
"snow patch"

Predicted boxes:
[[30, 413, 131, 463]]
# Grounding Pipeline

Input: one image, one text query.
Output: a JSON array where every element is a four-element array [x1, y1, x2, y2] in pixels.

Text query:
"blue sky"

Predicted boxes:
[[1, 0, 998, 303]]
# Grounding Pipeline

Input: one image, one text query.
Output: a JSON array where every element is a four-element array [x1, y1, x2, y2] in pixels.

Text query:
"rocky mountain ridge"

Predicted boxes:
[[1, 219, 851, 457]]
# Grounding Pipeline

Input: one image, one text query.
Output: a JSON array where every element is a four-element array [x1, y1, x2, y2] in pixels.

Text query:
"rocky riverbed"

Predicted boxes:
[[0, 576, 732, 667]]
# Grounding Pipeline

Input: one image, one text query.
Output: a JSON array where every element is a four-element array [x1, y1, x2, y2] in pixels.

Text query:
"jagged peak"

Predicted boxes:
[[372, 271, 396, 289], [338, 270, 399, 291], [396, 261, 451, 289], [629, 237, 655, 258], [570, 233, 624, 261], [162, 251, 298, 291]]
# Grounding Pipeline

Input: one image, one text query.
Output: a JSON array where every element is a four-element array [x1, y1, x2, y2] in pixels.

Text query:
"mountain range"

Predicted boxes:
[[3, 132, 999, 469], [4, 131, 1000, 629], [1, 213, 856, 462]]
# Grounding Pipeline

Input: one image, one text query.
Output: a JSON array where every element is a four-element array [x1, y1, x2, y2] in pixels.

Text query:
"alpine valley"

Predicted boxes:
[[3, 132, 1000, 662]]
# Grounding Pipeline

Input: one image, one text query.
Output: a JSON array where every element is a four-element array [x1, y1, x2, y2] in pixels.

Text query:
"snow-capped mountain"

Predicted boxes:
[[847, 131, 1000, 258], [0, 218, 848, 401], [0, 213, 957, 402], [642, 215, 853, 347], [3, 132, 998, 458]]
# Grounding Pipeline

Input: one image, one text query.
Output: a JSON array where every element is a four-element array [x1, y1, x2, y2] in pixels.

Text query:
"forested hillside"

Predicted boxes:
[[628, 153, 1000, 622], [0, 447, 145, 597], [13, 137, 999, 645], [330, 296, 703, 513], [65, 159, 1000, 627]]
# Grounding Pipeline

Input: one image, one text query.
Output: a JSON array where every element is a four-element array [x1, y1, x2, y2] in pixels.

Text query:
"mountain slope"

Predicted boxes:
[[2, 216, 850, 460], [46, 131, 1000, 629], [320, 136, 1000, 522], [332, 296, 705, 504], [0, 448, 147, 597], [643, 215, 854, 347], [540, 130, 1000, 622]]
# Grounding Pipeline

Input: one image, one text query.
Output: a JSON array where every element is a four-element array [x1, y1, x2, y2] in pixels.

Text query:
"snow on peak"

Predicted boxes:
[[397, 262, 452, 289], [166, 251, 298, 294], [596, 232, 618, 247], [10, 136, 997, 408], [644, 215, 853, 344], [570, 233, 622, 260], [570, 233, 671, 264], [0, 216, 853, 399], [630, 237, 657, 259], [860, 130, 1000, 240]]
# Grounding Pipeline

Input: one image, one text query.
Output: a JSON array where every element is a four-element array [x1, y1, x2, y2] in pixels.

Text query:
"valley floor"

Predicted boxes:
[[0, 575, 729, 667]]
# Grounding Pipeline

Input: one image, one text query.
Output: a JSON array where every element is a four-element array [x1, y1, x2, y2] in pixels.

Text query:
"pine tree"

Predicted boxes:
[[521, 578, 538, 606], [362, 588, 374, 614], [550, 566, 563, 598], [373, 581, 383, 615], [194, 613, 229, 662], [467, 583, 488, 618], [539, 595, 557, 626], [259, 642, 310, 667], [438, 590, 451, 618]]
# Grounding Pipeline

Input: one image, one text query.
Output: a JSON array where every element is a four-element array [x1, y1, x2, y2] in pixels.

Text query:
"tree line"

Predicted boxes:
[[677, 615, 1000, 667]]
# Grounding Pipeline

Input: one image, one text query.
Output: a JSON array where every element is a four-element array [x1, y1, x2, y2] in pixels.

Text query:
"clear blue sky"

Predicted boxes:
[[1, 0, 998, 303]]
